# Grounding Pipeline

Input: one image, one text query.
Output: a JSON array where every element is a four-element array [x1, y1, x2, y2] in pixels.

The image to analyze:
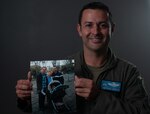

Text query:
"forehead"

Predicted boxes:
[[81, 9, 109, 23]]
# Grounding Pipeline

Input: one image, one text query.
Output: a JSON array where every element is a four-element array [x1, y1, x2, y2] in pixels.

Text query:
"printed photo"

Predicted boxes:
[[30, 59, 76, 114]]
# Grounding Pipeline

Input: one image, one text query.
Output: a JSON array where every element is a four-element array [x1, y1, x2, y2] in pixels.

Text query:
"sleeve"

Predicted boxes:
[[17, 98, 32, 112], [91, 67, 150, 114]]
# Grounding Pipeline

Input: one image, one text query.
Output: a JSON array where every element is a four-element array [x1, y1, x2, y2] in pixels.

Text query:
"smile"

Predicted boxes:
[[89, 38, 103, 43]]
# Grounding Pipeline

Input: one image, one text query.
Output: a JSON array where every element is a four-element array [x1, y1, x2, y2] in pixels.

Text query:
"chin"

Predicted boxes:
[[91, 45, 108, 52]]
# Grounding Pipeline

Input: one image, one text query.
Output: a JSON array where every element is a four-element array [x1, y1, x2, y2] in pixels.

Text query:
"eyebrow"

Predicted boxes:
[[83, 21, 108, 25]]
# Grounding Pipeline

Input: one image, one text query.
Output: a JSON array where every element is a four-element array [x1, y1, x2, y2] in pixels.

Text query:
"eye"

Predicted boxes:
[[84, 23, 93, 28], [99, 22, 109, 29]]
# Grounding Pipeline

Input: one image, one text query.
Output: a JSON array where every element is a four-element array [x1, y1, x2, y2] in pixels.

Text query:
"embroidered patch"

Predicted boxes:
[[100, 80, 121, 92]]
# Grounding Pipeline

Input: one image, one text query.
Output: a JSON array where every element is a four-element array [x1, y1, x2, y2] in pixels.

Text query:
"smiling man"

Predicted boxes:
[[16, 2, 150, 114]]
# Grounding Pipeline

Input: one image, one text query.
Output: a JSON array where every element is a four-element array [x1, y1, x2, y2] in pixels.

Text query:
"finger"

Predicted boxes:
[[17, 80, 30, 86], [16, 89, 31, 95], [75, 76, 82, 87], [75, 75, 79, 80], [16, 90, 31, 98], [16, 84, 32, 90], [27, 71, 32, 81], [75, 75, 81, 82], [75, 76, 93, 88], [17, 94, 31, 99]]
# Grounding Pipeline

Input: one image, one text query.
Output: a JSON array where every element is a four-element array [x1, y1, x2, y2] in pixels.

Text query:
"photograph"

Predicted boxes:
[[30, 59, 76, 114]]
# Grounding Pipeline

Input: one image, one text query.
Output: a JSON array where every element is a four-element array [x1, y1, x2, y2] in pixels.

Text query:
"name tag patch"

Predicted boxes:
[[100, 80, 121, 92]]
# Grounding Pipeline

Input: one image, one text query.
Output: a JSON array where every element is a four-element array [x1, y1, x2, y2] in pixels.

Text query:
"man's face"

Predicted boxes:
[[53, 67, 58, 73], [77, 9, 114, 52], [41, 67, 47, 74]]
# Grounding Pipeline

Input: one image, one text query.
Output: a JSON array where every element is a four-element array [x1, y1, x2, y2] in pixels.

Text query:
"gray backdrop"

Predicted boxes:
[[1, 0, 150, 113]]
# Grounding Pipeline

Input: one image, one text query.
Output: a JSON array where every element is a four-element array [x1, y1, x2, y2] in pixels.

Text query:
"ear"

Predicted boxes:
[[77, 24, 82, 37], [111, 23, 115, 33]]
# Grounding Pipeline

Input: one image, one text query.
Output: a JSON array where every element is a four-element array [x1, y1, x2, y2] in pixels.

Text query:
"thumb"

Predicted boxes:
[[27, 71, 32, 81], [75, 75, 80, 81]]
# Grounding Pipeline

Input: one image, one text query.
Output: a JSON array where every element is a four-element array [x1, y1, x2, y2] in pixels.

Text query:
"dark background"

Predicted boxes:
[[1, 0, 150, 113]]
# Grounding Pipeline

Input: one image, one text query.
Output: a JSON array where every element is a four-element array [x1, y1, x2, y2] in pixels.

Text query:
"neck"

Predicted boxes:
[[84, 48, 108, 68]]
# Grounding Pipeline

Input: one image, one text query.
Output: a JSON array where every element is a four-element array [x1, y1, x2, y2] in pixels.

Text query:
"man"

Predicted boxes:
[[36, 67, 48, 111], [51, 67, 64, 84], [16, 2, 150, 113]]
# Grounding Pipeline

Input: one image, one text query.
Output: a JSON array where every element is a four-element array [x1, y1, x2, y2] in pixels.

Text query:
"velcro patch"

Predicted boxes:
[[100, 80, 121, 92]]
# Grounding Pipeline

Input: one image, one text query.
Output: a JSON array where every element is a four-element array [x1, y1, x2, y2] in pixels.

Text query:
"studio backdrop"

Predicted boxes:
[[1, 0, 150, 113]]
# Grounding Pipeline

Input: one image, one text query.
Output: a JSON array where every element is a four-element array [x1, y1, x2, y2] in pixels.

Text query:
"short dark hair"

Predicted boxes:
[[78, 2, 113, 25]]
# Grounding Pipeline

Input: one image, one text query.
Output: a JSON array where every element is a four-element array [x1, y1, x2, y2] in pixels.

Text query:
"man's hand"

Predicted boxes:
[[16, 72, 32, 100], [74, 76, 99, 100]]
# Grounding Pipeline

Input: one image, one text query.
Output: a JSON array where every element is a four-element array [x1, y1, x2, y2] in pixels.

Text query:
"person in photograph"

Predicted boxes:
[[47, 70, 53, 84], [46, 70, 54, 110], [15, 2, 150, 113], [51, 67, 64, 84], [36, 66, 48, 111]]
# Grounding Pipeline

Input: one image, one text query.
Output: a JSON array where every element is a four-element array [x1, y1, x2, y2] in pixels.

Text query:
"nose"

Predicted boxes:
[[91, 24, 100, 35]]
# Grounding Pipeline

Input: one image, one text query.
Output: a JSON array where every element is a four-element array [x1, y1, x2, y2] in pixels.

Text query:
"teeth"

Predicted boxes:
[[90, 37, 102, 39], [90, 38, 102, 40], [90, 38, 102, 43], [93, 39, 100, 41]]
